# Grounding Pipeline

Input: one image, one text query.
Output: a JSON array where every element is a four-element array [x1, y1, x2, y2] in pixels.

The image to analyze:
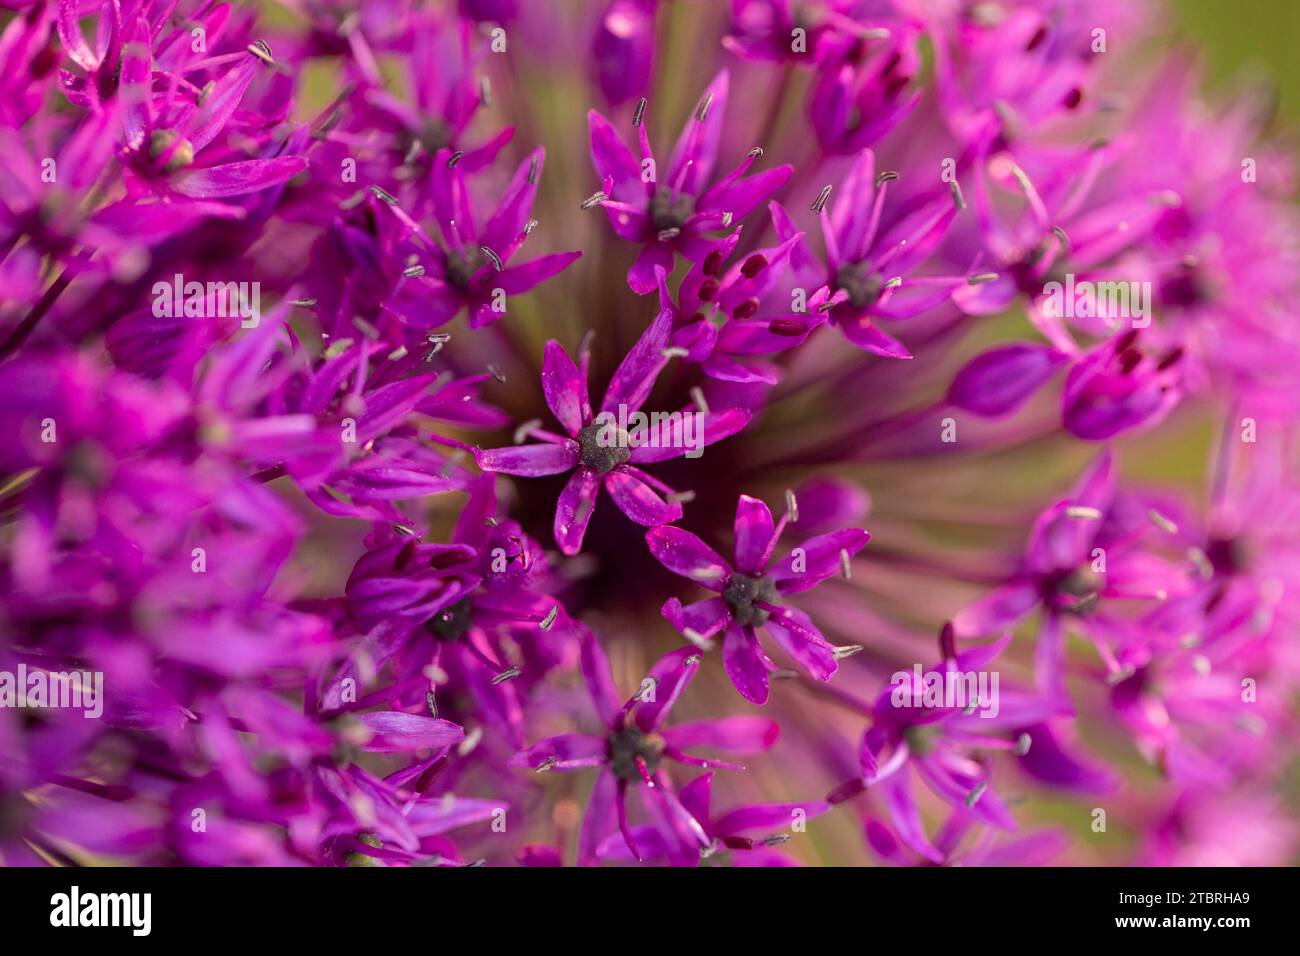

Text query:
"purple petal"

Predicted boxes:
[[554, 467, 602, 555], [662, 596, 731, 639], [602, 308, 673, 412], [541, 340, 590, 436], [490, 251, 582, 295], [661, 716, 780, 753], [828, 148, 879, 258], [697, 164, 792, 221], [635, 646, 701, 731], [733, 494, 776, 575], [836, 314, 912, 358], [951, 582, 1039, 637], [948, 343, 1069, 417], [579, 626, 623, 728], [475, 441, 577, 476], [790, 477, 871, 535], [604, 467, 683, 526], [713, 800, 831, 838], [764, 608, 838, 681], [189, 58, 258, 152], [1016, 721, 1120, 794], [1034, 611, 1067, 703], [170, 157, 308, 199], [591, 0, 656, 105], [356, 712, 465, 753], [481, 147, 544, 253], [770, 528, 870, 593], [405, 796, 506, 837], [666, 69, 729, 195], [588, 108, 645, 201], [596, 825, 672, 863], [645, 526, 730, 588], [578, 769, 618, 866], [510, 733, 609, 771], [952, 272, 1019, 316], [723, 625, 773, 704], [628, 242, 674, 295], [878, 771, 945, 863], [678, 771, 713, 827], [627, 407, 752, 463]]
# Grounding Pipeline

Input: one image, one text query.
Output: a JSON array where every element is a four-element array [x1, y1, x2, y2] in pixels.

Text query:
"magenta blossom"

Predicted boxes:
[[599, 770, 830, 866], [375, 147, 581, 330], [952, 453, 1196, 702], [806, 13, 922, 154], [647, 492, 869, 704], [656, 230, 828, 385], [512, 630, 780, 864], [778, 148, 971, 358], [588, 69, 793, 293], [837, 630, 1050, 863], [724, 0, 839, 64], [474, 309, 751, 554]]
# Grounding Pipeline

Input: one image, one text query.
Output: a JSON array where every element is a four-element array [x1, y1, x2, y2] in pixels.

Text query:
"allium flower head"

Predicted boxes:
[[0, 0, 1295, 876]]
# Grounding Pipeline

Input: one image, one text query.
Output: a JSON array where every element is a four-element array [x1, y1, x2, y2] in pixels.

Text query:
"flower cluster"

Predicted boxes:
[[0, 0, 1296, 867]]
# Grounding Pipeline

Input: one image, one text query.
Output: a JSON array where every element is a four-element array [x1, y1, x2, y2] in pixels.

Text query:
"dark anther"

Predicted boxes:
[[834, 262, 884, 310], [608, 726, 665, 781], [427, 597, 473, 641], [649, 190, 694, 232], [723, 573, 779, 627], [445, 247, 486, 289], [578, 422, 631, 475]]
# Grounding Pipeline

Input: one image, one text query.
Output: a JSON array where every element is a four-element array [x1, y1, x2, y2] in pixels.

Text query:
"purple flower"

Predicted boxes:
[[836, 628, 1046, 863], [336, 10, 513, 180], [647, 492, 869, 703], [778, 148, 970, 357], [114, 23, 308, 204], [866, 810, 1069, 867], [512, 629, 779, 864], [474, 309, 751, 554], [332, 477, 571, 746], [1061, 330, 1186, 440], [588, 69, 793, 293], [807, 14, 922, 154], [599, 770, 830, 866], [930, 4, 1103, 146], [952, 453, 1195, 702], [372, 148, 582, 330], [1, 0, 1294, 872], [656, 227, 828, 384], [948, 341, 1071, 417]]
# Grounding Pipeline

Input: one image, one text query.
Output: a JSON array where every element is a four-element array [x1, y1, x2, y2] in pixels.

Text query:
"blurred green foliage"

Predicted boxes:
[[1176, 0, 1300, 126]]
